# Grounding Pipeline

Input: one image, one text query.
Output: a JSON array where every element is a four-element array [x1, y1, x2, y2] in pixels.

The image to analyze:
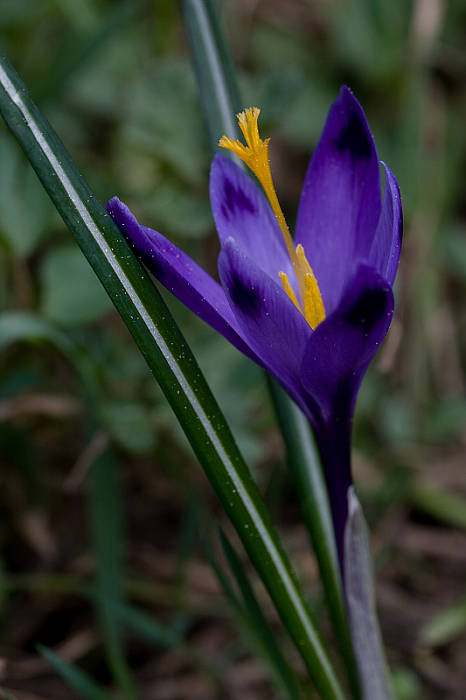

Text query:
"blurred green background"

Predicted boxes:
[[0, 0, 465, 698]]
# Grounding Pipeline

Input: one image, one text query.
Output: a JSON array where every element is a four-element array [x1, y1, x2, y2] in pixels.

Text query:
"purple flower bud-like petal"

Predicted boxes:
[[107, 196, 260, 362], [296, 86, 382, 313], [107, 86, 402, 570]]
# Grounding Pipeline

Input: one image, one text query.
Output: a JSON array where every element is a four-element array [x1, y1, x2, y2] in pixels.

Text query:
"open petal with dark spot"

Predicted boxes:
[[218, 237, 312, 408], [300, 264, 394, 425], [295, 86, 382, 313], [210, 154, 295, 290], [107, 197, 259, 361]]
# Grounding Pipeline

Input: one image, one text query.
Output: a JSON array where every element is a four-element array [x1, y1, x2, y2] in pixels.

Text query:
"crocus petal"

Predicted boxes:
[[218, 237, 312, 407], [107, 197, 259, 362], [299, 264, 394, 564], [369, 163, 402, 285], [295, 86, 382, 314], [210, 154, 295, 290], [300, 263, 394, 425]]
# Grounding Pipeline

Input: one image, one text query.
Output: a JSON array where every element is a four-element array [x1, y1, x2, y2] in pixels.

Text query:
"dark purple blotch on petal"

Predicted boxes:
[[228, 273, 262, 320], [218, 238, 312, 409], [221, 177, 256, 221], [343, 287, 389, 335], [334, 111, 373, 160], [210, 155, 294, 287], [300, 265, 394, 422]]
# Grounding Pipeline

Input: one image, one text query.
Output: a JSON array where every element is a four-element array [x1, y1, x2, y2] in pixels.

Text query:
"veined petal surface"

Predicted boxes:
[[210, 155, 296, 292], [218, 238, 312, 408], [296, 86, 382, 313]]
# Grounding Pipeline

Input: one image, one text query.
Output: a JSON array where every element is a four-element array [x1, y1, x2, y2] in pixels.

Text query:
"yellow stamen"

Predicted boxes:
[[219, 108, 326, 330], [303, 272, 326, 329], [295, 243, 326, 328], [219, 108, 296, 266], [279, 271, 301, 312]]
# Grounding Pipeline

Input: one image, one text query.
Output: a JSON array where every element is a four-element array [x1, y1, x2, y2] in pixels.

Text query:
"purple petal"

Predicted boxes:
[[210, 155, 295, 291], [218, 238, 312, 407], [369, 163, 402, 285], [300, 263, 394, 425], [107, 197, 259, 362], [299, 265, 394, 563], [296, 86, 382, 314]]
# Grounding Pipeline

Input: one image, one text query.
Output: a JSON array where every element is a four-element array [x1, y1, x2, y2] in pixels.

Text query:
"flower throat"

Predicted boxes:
[[219, 107, 325, 330]]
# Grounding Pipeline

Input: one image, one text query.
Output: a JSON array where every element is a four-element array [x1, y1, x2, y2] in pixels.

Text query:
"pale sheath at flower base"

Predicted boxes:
[[107, 86, 402, 565]]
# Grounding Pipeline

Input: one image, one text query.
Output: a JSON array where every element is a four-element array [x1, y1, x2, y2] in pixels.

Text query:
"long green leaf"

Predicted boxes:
[[0, 50, 342, 699], [269, 380, 359, 697], [181, 0, 240, 146], [420, 597, 466, 647], [89, 447, 138, 698], [220, 530, 303, 700], [411, 484, 466, 529], [118, 603, 186, 649], [181, 0, 357, 693], [0, 311, 98, 408], [38, 645, 110, 700], [35, 0, 139, 103]]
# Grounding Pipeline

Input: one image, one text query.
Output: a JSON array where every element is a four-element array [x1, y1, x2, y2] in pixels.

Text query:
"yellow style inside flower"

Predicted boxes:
[[219, 107, 326, 330]]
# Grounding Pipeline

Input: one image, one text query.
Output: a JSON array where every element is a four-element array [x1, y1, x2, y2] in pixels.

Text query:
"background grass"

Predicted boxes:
[[0, 1, 465, 698]]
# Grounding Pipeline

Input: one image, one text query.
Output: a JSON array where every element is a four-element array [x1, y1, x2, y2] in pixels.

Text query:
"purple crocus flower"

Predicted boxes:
[[107, 86, 402, 564]]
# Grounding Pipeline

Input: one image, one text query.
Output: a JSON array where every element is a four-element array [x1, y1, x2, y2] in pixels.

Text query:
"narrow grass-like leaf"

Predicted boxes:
[[344, 488, 394, 700], [420, 598, 466, 647], [207, 533, 301, 697], [175, 496, 199, 585], [35, 0, 140, 103], [0, 51, 343, 699], [203, 534, 245, 614], [181, 0, 357, 693], [411, 484, 466, 529], [269, 380, 359, 697], [89, 447, 138, 698], [180, 0, 240, 145], [118, 603, 187, 648], [220, 530, 303, 700], [38, 645, 110, 700], [0, 311, 98, 407], [0, 310, 134, 692]]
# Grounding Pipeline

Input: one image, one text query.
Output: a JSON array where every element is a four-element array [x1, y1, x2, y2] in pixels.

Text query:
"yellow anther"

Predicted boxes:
[[219, 108, 326, 330], [303, 272, 326, 329], [295, 244, 325, 328], [219, 107, 296, 266], [279, 271, 301, 312], [280, 254, 325, 329], [296, 244, 312, 276]]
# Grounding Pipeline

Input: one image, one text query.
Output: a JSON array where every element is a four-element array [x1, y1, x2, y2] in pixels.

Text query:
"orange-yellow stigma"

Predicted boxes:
[[219, 107, 325, 330]]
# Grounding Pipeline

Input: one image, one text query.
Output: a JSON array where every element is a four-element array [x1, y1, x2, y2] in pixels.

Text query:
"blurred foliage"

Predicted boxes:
[[0, 0, 465, 697]]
